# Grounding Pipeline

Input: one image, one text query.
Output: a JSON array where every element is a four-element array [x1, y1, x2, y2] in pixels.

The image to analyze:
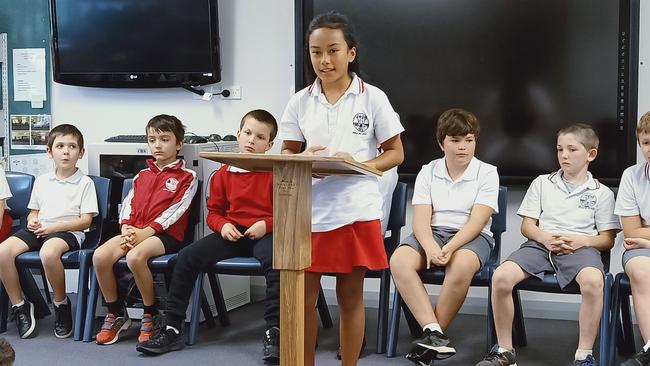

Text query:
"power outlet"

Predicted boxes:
[[212, 85, 241, 100]]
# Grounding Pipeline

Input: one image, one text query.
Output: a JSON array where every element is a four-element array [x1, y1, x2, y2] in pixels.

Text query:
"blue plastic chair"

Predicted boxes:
[[83, 178, 204, 342], [608, 272, 637, 366], [0, 175, 111, 341], [507, 245, 613, 365], [386, 186, 508, 357]]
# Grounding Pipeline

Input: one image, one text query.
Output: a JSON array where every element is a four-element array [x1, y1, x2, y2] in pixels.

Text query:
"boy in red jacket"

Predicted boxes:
[[138, 110, 279, 363], [93, 114, 198, 345]]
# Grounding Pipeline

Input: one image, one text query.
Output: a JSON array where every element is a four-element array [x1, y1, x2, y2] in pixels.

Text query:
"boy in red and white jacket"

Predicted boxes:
[[138, 110, 280, 363], [92, 115, 198, 345]]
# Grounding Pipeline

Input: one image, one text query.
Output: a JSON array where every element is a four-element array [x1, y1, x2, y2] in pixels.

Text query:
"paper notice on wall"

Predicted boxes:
[[12, 48, 46, 102]]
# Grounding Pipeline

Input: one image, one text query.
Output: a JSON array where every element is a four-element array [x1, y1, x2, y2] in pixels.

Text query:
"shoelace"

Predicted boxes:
[[575, 356, 595, 366], [10, 307, 26, 322], [482, 352, 504, 362]]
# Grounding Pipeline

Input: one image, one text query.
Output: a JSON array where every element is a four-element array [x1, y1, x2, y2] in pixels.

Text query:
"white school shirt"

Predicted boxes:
[[0, 169, 13, 203], [28, 169, 99, 245], [517, 170, 620, 236], [615, 162, 650, 227], [411, 157, 499, 237], [280, 74, 404, 232]]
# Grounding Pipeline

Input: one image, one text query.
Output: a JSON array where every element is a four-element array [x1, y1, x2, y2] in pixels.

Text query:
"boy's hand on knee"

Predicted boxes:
[[221, 223, 243, 242], [244, 220, 266, 240], [624, 237, 650, 249], [424, 245, 445, 269]]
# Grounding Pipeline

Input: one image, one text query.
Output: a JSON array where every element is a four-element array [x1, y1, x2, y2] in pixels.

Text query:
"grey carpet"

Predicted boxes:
[[0, 300, 635, 365]]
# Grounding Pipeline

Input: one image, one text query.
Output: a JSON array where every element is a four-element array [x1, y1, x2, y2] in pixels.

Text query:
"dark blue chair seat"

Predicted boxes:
[[508, 249, 613, 366], [0, 175, 111, 341], [609, 272, 637, 366], [83, 179, 203, 342], [386, 186, 507, 357]]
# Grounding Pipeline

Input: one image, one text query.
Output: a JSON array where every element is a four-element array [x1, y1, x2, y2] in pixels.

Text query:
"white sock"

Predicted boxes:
[[166, 325, 180, 334], [53, 298, 68, 307], [422, 322, 442, 333], [574, 348, 592, 360], [12, 300, 24, 308], [643, 340, 650, 352], [497, 346, 511, 354]]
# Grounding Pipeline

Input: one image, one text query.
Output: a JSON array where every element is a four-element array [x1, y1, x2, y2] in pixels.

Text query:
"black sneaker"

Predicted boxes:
[[11, 301, 35, 339], [411, 329, 456, 360], [623, 347, 650, 366], [54, 297, 73, 338], [262, 326, 279, 364], [475, 345, 517, 366], [405, 344, 436, 366], [573, 354, 595, 366], [136, 327, 185, 355]]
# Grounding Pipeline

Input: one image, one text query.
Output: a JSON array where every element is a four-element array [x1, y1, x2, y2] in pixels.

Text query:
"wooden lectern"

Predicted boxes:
[[200, 152, 381, 366]]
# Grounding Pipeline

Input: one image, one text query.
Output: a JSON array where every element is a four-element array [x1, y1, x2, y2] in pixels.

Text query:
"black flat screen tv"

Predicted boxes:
[[297, 0, 639, 185], [50, 0, 221, 88]]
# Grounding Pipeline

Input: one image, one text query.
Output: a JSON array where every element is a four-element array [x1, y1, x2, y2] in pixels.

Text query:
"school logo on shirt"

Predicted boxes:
[[352, 113, 369, 134], [578, 192, 597, 209], [164, 178, 179, 192]]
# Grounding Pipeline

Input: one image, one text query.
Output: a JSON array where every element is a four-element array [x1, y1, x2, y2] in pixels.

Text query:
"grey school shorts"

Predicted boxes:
[[399, 226, 493, 268], [622, 248, 650, 268], [506, 240, 604, 289]]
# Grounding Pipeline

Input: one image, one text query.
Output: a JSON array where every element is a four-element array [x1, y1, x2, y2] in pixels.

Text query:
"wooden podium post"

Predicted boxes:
[[199, 152, 381, 366]]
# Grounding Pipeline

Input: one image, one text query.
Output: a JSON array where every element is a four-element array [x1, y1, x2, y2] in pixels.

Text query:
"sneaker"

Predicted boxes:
[[405, 345, 437, 366], [95, 313, 132, 345], [411, 329, 456, 360], [475, 346, 517, 366], [623, 347, 650, 366], [11, 301, 35, 339], [573, 354, 596, 366], [136, 327, 185, 355], [262, 326, 279, 363], [54, 297, 73, 338], [138, 313, 164, 344]]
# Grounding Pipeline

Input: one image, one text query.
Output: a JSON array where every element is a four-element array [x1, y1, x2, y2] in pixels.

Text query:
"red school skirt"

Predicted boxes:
[[0, 210, 12, 243], [308, 219, 388, 273]]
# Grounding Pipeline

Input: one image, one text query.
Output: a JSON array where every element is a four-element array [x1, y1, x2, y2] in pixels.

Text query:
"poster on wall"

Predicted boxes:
[[10, 114, 50, 149], [12, 48, 46, 107]]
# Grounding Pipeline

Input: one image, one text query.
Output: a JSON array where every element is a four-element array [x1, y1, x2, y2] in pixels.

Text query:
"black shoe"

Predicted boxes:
[[475, 345, 517, 366], [411, 329, 456, 360], [336, 335, 366, 360], [262, 326, 280, 364], [623, 348, 650, 366], [11, 301, 35, 339], [54, 297, 73, 338], [405, 345, 436, 366], [136, 328, 185, 355]]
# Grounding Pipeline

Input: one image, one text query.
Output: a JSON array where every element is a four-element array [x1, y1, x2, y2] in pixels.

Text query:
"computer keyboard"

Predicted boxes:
[[104, 135, 148, 143]]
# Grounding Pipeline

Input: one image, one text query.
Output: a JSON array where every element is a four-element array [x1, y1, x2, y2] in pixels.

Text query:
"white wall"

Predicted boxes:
[[50, 0, 649, 320]]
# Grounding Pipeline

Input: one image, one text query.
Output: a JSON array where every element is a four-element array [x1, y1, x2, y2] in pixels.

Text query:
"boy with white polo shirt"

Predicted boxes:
[[616, 112, 650, 366], [390, 108, 499, 365], [475, 123, 619, 366], [0, 124, 98, 340]]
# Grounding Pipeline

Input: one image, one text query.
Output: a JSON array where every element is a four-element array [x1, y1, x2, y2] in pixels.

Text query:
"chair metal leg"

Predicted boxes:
[[376, 270, 390, 354], [200, 289, 216, 329], [207, 272, 230, 326], [73, 250, 91, 341], [0, 284, 7, 333], [316, 286, 333, 329], [487, 280, 497, 352], [386, 289, 402, 358], [598, 273, 612, 366], [610, 274, 622, 366], [83, 270, 100, 342], [40, 269, 52, 304], [512, 289, 527, 348], [621, 288, 636, 356], [187, 274, 204, 345]]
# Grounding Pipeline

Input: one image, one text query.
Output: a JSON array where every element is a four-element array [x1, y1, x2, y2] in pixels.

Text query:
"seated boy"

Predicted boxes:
[[390, 108, 499, 365], [137, 109, 280, 363], [615, 111, 650, 366], [0, 124, 98, 339], [475, 124, 619, 366], [92, 114, 198, 345]]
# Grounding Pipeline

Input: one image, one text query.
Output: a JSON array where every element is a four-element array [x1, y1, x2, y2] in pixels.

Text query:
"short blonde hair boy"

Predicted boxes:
[[557, 123, 599, 150], [637, 111, 650, 136]]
